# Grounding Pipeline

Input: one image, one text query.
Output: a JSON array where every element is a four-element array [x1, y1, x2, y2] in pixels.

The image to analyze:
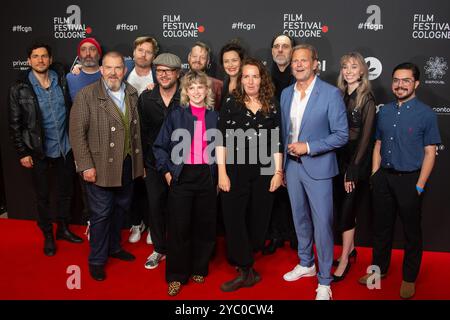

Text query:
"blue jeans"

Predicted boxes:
[[85, 156, 134, 265]]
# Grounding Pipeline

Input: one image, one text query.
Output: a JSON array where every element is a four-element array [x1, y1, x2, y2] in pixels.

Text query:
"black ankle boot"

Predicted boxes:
[[56, 222, 83, 243], [262, 239, 284, 255], [221, 267, 250, 292], [43, 232, 56, 256]]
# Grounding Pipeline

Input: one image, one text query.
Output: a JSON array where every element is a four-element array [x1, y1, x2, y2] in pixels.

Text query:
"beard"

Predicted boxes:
[[80, 57, 98, 68], [105, 77, 121, 91], [394, 87, 415, 102], [134, 58, 152, 69], [273, 55, 289, 66]]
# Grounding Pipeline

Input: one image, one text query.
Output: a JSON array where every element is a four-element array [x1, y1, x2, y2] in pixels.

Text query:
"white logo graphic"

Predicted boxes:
[[425, 57, 448, 79], [116, 24, 138, 31], [231, 22, 256, 31], [364, 57, 382, 80], [412, 14, 450, 39], [282, 13, 329, 38], [162, 15, 205, 38], [433, 106, 450, 115], [11, 25, 32, 33], [66, 265, 81, 290], [366, 265, 382, 290], [53, 5, 92, 39], [358, 5, 383, 31], [12, 60, 29, 71]]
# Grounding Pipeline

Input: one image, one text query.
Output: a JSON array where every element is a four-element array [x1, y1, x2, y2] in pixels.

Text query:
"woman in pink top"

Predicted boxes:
[[153, 70, 218, 296]]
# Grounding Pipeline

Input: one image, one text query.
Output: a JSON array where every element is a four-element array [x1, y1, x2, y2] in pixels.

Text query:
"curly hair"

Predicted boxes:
[[233, 57, 275, 114], [180, 70, 215, 109]]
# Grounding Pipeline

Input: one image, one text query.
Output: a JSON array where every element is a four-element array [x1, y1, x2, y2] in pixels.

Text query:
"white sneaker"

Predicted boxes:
[[144, 251, 166, 269], [128, 221, 145, 243], [146, 228, 153, 245], [315, 285, 332, 300], [283, 264, 316, 281]]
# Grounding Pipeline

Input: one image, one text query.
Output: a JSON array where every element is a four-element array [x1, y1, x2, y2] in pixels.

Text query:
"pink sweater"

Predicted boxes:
[[186, 105, 208, 164]]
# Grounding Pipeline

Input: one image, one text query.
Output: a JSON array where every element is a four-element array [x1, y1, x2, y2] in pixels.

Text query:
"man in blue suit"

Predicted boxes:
[[280, 44, 348, 300]]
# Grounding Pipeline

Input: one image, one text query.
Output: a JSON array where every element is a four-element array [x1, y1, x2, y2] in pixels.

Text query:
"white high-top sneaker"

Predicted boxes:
[[128, 221, 145, 243]]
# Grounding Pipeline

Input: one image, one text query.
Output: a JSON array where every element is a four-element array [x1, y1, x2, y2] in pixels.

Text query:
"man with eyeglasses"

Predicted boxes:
[[126, 36, 158, 96], [126, 36, 159, 246], [358, 62, 441, 299], [263, 34, 298, 256], [137, 53, 182, 270]]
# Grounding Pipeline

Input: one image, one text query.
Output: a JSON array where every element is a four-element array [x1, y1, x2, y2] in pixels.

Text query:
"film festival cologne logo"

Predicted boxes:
[[52, 5, 93, 39], [282, 13, 329, 38], [411, 13, 450, 39], [162, 14, 205, 38]]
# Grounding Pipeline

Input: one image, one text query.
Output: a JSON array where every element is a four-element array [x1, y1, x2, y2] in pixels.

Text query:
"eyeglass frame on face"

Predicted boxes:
[[156, 68, 176, 75], [392, 77, 415, 85], [272, 43, 291, 50]]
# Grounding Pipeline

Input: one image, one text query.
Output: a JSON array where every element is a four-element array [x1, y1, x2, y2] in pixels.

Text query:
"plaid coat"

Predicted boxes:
[[69, 79, 144, 187]]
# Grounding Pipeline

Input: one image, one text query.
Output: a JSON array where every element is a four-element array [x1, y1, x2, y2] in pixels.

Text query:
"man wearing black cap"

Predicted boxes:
[[138, 53, 182, 270]]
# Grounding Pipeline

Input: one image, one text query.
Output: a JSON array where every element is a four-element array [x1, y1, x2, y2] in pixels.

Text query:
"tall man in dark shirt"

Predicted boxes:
[[263, 34, 297, 255], [9, 43, 83, 256], [138, 53, 182, 270], [358, 63, 441, 299]]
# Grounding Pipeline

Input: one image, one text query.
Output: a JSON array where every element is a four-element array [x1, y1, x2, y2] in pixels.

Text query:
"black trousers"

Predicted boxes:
[[166, 165, 217, 283], [222, 164, 274, 268], [129, 177, 149, 226], [144, 167, 169, 254], [371, 168, 423, 282], [30, 151, 75, 233], [85, 156, 134, 265], [265, 186, 296, 241]]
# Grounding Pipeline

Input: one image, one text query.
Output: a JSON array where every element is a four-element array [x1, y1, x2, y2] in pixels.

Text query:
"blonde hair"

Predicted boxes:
[[133, 36, 159, 55], [337, 52, 372, 108], [180, 70, 215, 109]]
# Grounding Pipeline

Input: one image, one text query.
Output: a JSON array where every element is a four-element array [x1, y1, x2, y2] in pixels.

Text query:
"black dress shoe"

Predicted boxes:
[[89, 264, 106, 281], [43, 232, 56, 256], [333, 262, 351, 282], [262, 239, 284, 255], [109, 250, 135, 261], [56, 222, 83, 243]]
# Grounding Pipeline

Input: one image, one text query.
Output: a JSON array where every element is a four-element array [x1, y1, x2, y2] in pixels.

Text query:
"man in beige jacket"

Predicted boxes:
[[70, 51, 144, 281]]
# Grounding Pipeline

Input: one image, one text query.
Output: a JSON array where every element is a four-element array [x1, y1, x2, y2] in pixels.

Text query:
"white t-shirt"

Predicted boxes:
[[127, 68, 154, 95]]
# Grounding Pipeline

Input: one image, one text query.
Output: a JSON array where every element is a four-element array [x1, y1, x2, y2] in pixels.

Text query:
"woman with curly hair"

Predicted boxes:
[[217, 58, 283, 292]]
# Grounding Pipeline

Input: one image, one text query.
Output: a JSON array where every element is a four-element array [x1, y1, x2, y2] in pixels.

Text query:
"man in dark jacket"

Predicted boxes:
[[8, 42, 83, 256], [138, 53, 182, 270]]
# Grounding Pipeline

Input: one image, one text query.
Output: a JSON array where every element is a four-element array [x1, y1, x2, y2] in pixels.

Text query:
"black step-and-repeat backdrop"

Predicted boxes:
[[2, 0, 449, 251]]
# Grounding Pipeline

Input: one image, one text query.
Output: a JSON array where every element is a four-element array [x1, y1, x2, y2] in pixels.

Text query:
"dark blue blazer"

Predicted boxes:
[[153, 105, 218, 183]]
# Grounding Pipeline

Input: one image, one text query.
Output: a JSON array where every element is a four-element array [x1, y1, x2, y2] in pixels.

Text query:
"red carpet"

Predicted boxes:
[[1, 218, 449, 300]]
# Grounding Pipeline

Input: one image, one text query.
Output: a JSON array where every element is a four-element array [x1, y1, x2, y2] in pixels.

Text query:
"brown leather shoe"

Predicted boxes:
[[168, 281, 181, 296], [221, 268, 261, 292], [358, 272, 387, 285], [400, 281, 415, 299]]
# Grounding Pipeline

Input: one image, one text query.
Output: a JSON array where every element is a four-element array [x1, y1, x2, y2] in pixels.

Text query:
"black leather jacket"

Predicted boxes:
[[8, 63, 71, 159]]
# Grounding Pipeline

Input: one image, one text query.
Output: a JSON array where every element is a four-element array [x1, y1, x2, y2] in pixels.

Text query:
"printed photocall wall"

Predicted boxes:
[[2, 0, 450, 251]]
